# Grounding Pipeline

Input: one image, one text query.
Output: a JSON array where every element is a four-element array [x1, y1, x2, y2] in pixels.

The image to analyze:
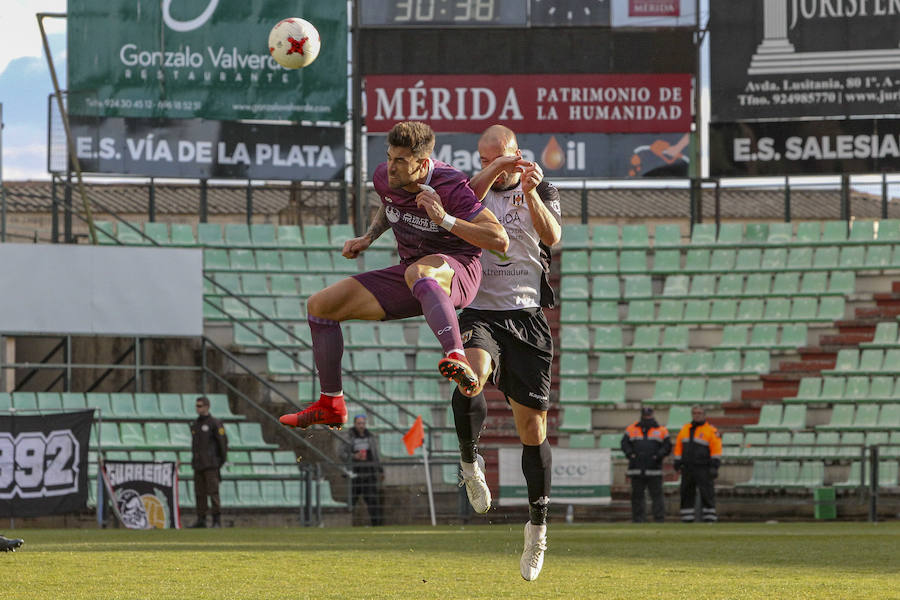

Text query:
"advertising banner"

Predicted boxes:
[[610, 0, 697, 27], [68, 117, 345, 181], [364, 74, 692, 134], [498, 447, 611, 506], [0, 410, 93, 518], [67, 0, 347, 122], [709, 118, 900, 176], [710, 0, 900, 121], [101, 461, 180, 529], [368, 132, 692, 178]]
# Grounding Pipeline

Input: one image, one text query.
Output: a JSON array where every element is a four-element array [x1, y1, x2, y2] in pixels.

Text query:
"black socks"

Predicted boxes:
[[522, 439, 552, 525], [452, 388, 487, 463]]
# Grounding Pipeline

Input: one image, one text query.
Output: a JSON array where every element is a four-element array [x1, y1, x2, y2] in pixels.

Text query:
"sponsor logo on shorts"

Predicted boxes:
[[461, 330, 472, 343], [528, 391, 549, 401]]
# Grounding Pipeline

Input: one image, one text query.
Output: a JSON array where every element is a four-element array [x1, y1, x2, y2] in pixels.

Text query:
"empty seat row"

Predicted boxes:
[[561, 245, 897, 275], [825, 348, 900, 376], [97, 221, 372, 250], [561, 323, 807, 353], [207, 272, 346, 297], [788, 376, 900, 404], [0, 392, 241, 420], [204, 295, 308, 322], [735, 460, 825, 489], [564, 377, 733, 406], [560, 220, 900, 251], [862, 322, 900, 349], [560, 404, 694, 433], [342, 376, 453, 404], [89, 449, 299, 479], [560, 349, 770, 377], [90, 421, 276, 450], [204, 248, 396, 273], [744, 404, 807, 431], [816, 403, 900, 431], [561, 297, 844, 324], [561, 272, 854, 301], [725, 431, 900, 460], [176, 478, 347, 508]]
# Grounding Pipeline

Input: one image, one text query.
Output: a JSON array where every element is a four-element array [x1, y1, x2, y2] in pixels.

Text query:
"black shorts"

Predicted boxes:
[[458, 307, 553, 411]]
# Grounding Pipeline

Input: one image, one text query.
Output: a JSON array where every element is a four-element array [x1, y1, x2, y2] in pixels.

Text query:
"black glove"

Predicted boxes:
[[710, 467, 719, 479]]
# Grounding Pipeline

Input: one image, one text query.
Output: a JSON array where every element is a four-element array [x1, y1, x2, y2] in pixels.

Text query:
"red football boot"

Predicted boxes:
[[438, 351, 479, 396], [279, 393, 348, 429]]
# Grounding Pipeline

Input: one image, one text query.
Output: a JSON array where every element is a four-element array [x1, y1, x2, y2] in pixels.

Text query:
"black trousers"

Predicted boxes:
[[352, 474, 383, 526], [630, 475, 665, 522], [195, 468, 221, 518], [679, 467, 717, 522]]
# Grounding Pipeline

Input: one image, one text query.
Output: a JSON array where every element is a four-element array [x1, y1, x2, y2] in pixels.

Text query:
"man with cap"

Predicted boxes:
[[621, 407, 672, 523]]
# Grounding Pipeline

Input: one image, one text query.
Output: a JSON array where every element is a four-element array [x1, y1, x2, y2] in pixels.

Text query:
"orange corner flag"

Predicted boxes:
[[403, 415, 424, 455]]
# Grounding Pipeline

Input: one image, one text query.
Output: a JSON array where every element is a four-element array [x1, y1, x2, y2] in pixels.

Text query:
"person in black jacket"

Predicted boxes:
[[190, 396, 228, 528], [621, 407, 672, 523], [343, 414, 384, 526]]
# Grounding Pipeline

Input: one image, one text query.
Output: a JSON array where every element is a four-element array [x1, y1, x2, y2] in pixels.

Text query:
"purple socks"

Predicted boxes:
[[308, 315, 343, 395], [412, 277, 463, 355]]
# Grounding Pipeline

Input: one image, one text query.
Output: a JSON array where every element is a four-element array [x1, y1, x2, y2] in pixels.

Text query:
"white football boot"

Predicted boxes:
[[520, 521, 547, 581], [459, 454, 491, 514]]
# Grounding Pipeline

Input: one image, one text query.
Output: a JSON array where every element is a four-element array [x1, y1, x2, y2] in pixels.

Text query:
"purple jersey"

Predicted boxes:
[[372, 159, 485, 263]]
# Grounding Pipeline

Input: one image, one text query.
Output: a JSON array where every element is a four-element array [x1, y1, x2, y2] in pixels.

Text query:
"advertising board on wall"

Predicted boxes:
[[498, 447, 611, 506], [711, 0, 900, 121], [67, 0, 347, 122]]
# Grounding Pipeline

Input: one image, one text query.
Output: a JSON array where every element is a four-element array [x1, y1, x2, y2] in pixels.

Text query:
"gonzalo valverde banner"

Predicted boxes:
[[0, 410, 93, 518], [101, 460, 180, 529], [67, 0, 347, 122], [498, 447, 611, 506], [364, 74, 691, 134]]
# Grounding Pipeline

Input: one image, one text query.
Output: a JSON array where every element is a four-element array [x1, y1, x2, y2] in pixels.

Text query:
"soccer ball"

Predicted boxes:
[[268, 18, 320, 69]]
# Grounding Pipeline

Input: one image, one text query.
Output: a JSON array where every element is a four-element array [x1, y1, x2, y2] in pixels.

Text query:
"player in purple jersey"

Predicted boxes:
[[279, 121, 509, 429]]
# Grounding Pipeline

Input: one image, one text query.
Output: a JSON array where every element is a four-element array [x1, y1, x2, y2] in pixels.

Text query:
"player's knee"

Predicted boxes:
[[403, 263, 434, 289], [306, 292, 330, 319], [519, 416, 546, 446]]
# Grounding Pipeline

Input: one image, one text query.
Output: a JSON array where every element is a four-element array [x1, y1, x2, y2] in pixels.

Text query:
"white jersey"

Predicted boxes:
[[467, 180, 561, 311]]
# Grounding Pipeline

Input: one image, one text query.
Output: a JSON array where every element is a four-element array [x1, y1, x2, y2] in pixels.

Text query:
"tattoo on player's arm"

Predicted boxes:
[[364, 206, 390, 243]]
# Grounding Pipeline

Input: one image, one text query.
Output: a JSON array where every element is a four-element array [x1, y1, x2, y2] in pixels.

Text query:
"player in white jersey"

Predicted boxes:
[[450, 125, 561, 581]]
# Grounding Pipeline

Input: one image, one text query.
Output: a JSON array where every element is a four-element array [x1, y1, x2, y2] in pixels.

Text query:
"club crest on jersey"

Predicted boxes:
[[385, 205, 401, 223], [511, 193, 524, 207]]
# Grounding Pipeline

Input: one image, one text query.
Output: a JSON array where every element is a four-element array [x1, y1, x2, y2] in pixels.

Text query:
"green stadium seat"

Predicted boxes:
[[666, 405, 691, 432], [623, 276, 652, 299], [719, 325, 749, 348], [691, 223, 716, 246], [684, 352, 713, 375], [597, 379, 626, 404], [347, 323, 378, 348], [767, 222, 792, 245], [591, 225, 619, 249], [255, 250, 282, 271], [275, 297, 305, 320], [229, 249, 256, 271], [594, 326, 623, 350], [822, 220, 848, 244], [717, 223, 743, 246], [689, 275, 716, 297], [829, 271, 856, 295], [877, 219, 900, 242], [143, 222, 169, 245], [651, 249, 681, 274], [787, 247, 813, 270], [560, 379, 589, 403], [684, 249, 710, 272], [661, 326, 690, 350], [867, 376, 894, 401], [710, 249, 736, 272], [839, 246, 865, 269], [832, 349, 859, 374], [817, 404, 855, 431], [591, 276, 620, 299], [118, 222, 148, 245], [133, 394, 161, 418], [794, 221, 820, 245], [0, 393, 10, 412], [248, 223, 277, 247], [735, 460, 777, 488], [303, 225, 330, 248], [144, 422, 170, 448], [735, 248, 761, 272], [865, 245, 891, 268], [710, 349, 740, 374], [780, 324, 808, 348], [236, 480, 263, 506], [380, 351, 407, 371], [630, 353, 658, 376], [279, 250, 307, 272], [813, 247, 839, 270], [562, 251, 589, 274], [166, 223, 194, 246], [631, 325, 661, 350], [561, 224, 590, 249], [659, 352, 688, 375], [705, 379, 732, 403], [329, 224, 355, 249], [779, 404, 807, 430], [745, 223, 769, 245], [622, 225, 649, 248], [225, 224, 252, 246], [849, 220, 875, 242], [61, 393, 87, 411], [890, 245, 900, 267], [818, 297, 845, 321], [649, 379, 678, 404], [595, 353, 626, 376], [654, 224, 682, 248], [36, 393, 62, 411], [627, 300, 656, 323], [560, 276, 590, 300], [743, 350, 770, 374], [747, 324, 776, 348], [842, 376, 868, 402], [119, 422, 146, 447], [800, 272, 827, 295], [198, 223, 223, 246], [682, 300, 709, 323], [590, 251, 618, 274], [678, 378, 705, 403], [763, 298, 790, 322], [204, 249, 230, 271], [559, 326, 590, 351], [379, 323, 408, 348], [763, 432, 792, 459], [743, 274, 771, 297], [108, 394, 136, 418], [717, 274, 743, 297], [710, 299, 737, 323], [656, 300, 684, 323], [878, 404, 900, 429], [761, 247, 787, 270], [562, 300, 589, 323], [94, 220, 118, 245], [241, 273, 269, 296], [567, 433, 596, 449], [791, 298, 818, 321], [559, 405, 592, 432], [619, 250, 647, 274]]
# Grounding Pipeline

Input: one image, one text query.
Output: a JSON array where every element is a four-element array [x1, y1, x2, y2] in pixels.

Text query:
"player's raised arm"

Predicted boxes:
[[342, 206, 390, 259], [469, 152, 529, 201], [416, 187, 509, 252], [521, 163, 562, 247]]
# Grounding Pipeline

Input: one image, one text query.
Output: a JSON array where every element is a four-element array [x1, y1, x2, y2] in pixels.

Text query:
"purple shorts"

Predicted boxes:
[[352, 253, 483, 321]]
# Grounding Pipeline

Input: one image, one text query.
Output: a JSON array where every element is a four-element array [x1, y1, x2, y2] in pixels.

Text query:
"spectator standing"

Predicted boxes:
[[621, 407, 672, 523], [673, 405, 722, 523], [343, 414, 384, 526], [190, 396, 228, 528]]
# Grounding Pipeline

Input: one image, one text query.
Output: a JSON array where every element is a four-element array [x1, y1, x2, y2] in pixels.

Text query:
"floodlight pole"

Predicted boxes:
[[38, 12, 98, 245]]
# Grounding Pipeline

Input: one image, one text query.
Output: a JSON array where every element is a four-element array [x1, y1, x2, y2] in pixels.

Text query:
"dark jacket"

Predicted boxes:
[[621, 418, 672, 476], [343, 427, 383, 478], [191, 414, 228, 471], [674, 420, 722, 470]]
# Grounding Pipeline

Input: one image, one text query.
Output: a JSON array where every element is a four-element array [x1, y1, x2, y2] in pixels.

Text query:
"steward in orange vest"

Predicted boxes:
[[673, 405, 722, 522], [621, 407, 672, 522]]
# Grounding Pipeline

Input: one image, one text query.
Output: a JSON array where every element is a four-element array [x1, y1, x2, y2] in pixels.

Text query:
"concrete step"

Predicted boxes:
[[819, 333, 875, 346], [778, 359, 835, 372], [742, 387, 797, 402]]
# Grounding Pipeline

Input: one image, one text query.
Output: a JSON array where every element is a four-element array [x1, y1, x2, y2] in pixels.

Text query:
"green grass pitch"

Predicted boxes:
[[6, 523, 900, 599]]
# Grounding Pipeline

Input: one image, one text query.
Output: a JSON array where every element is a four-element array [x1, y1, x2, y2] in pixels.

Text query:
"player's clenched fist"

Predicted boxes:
[[416, 186, 447, 225], [342, 236, 371, 259], [521, 162, 543, 193]]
